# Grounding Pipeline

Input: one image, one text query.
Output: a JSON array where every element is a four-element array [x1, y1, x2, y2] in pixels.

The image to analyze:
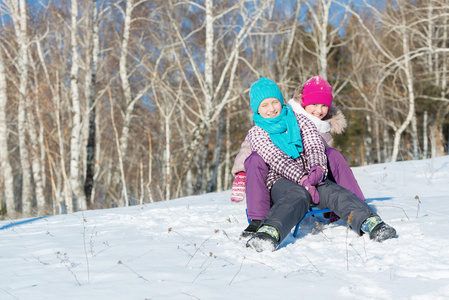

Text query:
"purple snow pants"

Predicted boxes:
[[244, 152, 271, 220], [244, 148, 365, 221], [325, 148, 365, 201]]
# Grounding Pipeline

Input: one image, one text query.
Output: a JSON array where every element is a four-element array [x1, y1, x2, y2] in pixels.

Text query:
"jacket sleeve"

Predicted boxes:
[[231, 135, 252, 176], [320, 132, 333, 148], [298, 114, 328, 177]]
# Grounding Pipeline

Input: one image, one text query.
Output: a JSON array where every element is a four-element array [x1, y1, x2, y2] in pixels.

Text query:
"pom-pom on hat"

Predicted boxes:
[[301, 76, 333, 108], [249, 77, 284, 113]]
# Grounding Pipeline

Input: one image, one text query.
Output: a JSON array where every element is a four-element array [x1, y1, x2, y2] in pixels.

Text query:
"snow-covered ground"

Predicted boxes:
[[1, 156, 449, 300]]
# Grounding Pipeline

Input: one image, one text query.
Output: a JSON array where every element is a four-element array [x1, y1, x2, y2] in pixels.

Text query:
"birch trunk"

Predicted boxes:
[[364, 115, 372, 165], [207, 112, 225, 193], [441, 13, 447, 100], [174, 0, 270, 195], [383, 128, 389, 162], [118, 0, 134, 160], [439, 12, 448, 156], [374, 114, 382, 163], [164, 113, 170, 200], [114, 0, 143, 206], [84, 0, 99, 208], [28, 53, 47, 216], [204, 0, 214, 113], [109, 90, 129, 207], [390, 6, 416, 162], [27, 110, 46, 215], [16, 8, 30, 214], [423, 111, 428, 159], [0, 49, 15, 218], [37, 99, 46, 188], [194, 0, 214, 193], [29, 54, 47, 188], [304, 0, 341, 79], [146, 130, 154, 203], [438, 123, 445, 156], [30, 52, 46, 188], [149, 49, 179, 200], [196, 129, 211, 194], [13, 0, 33, 216], [410, 116, 419, 160], [155, 88, 179, 200], [70, 0, 87, 210], [58, 99, 73, 214], [224, 103, 231, 190], [317, 0, 330, 78], [427, 4, 434, 75], [279, 1, 301, 86], [36, 38, 72, 214], [430, 124, 438, 158]]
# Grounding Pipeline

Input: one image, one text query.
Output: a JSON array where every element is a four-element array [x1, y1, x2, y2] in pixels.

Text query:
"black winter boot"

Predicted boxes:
[[241, 220, 261, 238], [369, 222, 397, 242], [246, 225, 279, 252], [246, 232, 279, 252]]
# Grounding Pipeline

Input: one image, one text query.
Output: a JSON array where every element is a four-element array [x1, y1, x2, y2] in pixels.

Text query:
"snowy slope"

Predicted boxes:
[[1, 156, 449, 300]]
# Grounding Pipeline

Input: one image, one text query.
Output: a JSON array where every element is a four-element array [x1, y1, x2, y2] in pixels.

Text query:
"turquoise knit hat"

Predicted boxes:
[[249, 77, 284, 113]]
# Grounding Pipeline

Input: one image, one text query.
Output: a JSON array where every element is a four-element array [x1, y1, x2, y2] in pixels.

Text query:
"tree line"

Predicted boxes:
[[0, 0, 448, 219]]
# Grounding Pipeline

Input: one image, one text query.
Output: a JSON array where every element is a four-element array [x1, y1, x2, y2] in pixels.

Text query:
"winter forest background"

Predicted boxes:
[[0, 0, 448, 219]]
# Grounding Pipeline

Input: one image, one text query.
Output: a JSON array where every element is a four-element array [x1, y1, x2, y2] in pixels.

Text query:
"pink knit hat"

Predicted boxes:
[[301, 76, 333, 108]]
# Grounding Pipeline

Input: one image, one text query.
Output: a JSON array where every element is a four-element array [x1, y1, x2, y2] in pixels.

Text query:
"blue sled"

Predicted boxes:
[[292, 196, 392, 237]]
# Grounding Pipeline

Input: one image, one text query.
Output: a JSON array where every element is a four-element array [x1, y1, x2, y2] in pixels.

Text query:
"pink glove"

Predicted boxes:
[[308, 166, 325, 186], [300, 175, 320, 204], [231, 172, 246, 203]]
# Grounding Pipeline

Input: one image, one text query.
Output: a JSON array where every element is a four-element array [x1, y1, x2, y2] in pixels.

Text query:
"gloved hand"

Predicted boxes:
[[231, 172, 246, 203], [308, 166, 325, 186], [300, 175, 320, 204]]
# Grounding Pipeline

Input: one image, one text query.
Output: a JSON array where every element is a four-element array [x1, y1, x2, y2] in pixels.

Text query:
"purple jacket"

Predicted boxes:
[[247, 113, 328, 190]]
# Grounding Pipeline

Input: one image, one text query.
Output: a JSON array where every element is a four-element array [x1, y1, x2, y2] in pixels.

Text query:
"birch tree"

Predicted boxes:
[[35, 35, 73, 214], [3, 0, 33, 216], [27, 108, 46, 215], [0, 48, 15, 218], [337, 1, 424, 161], [69, 0, 87, 211], [301, 0, 348, 79], [390, 6, 417, 162], [200, 0, 215, 192], [27, 51, 47, 215], [171, 0, 273, 196], [83, 0, 101, 208], [151, 77, 180, 201], [115, 0, 134, 204], [112, 0, 151, 206], [277, 1, 301, 86], [418, 0, 449, 156]]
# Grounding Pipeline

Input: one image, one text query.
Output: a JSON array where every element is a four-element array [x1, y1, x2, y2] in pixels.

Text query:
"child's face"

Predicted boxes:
[[304, 104, 329, 120], [258, 97, 282, 118]]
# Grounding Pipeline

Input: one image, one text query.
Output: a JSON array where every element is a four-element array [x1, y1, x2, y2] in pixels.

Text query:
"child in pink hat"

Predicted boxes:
[[231, 76, 366, 235]]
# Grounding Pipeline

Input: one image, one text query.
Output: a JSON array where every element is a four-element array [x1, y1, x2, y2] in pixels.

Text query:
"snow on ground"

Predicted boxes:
[[1, 156, 449, 300]]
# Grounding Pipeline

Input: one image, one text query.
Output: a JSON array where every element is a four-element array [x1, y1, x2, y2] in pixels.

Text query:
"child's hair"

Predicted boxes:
[[292, 83, 305, 104]]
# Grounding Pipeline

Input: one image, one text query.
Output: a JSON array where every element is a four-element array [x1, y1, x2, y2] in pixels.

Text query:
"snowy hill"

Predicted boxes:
[[1, 156, 449, 300]]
